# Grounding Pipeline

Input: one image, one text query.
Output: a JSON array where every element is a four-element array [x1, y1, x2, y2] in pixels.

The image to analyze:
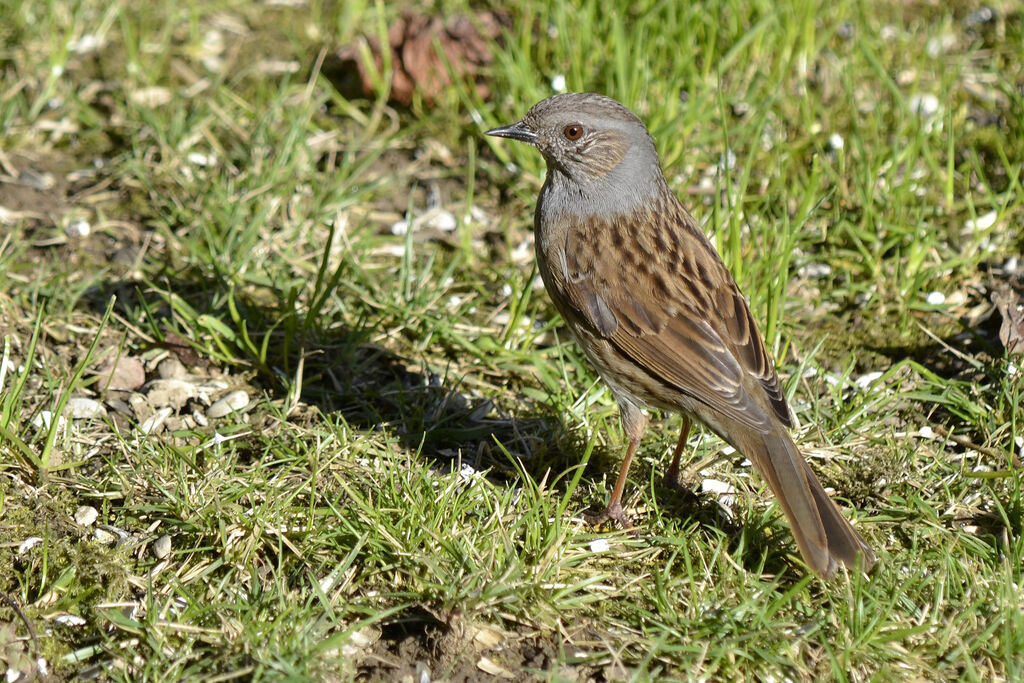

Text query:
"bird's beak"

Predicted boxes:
[[485, 120, 537, 144]]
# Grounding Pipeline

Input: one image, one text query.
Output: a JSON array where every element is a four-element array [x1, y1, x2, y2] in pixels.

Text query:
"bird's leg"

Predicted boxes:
[[665, 416, 692, 490], [585, 435, 640, 530], [585, 402, 646, 531]]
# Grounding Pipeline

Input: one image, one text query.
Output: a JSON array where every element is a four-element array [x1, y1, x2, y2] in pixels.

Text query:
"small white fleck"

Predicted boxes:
[[701, 479, 735, 494], [187, 152, 214, 167], [919, 426, 935, 439], [65, 219, 90, 237], [828, 133, 844, 150], [19, 537, 44, 554], [926, 291, 946, 305], [500, 284, 512, 297], [551, 74, 567, 92], [718, 149, 737, 172], [426, 210, 457, 232], [390, 220, 409, 236], [447, 295, 462, 308], [964, 211, 998, 232], [855, 371, 884, 388], [721, 445, 736, 456], [1007, 363, 1018, 378], [909, 93, 939, 118], [589, 538, 610, 553], [69, 34, 102, 54], [54, 614, 87, 626], [799, 262, 832, 278]]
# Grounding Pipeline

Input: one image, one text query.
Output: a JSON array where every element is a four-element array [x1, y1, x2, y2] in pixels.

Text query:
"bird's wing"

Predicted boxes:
[[555, 198, 791, 431]]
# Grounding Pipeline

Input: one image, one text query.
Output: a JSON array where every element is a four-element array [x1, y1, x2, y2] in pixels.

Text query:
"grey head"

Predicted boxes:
[[486, 93, 666, 205]]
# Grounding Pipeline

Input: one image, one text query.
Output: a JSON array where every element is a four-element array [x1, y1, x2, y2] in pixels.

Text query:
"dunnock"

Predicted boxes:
[[487, 92, 875, 577]]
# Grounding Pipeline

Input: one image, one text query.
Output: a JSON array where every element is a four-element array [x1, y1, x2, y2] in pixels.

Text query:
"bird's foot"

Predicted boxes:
[[584, 501, 637, 535], [665, 462, 684, 491]]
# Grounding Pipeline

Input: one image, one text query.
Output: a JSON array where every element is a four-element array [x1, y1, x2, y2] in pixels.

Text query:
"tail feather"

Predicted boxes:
[[738, 429, 876, 578]]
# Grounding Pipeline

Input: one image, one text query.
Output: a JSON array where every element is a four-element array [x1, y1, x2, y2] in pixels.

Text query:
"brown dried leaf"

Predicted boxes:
[[331, 10, 510, 107], [992, 283, 1024, 355]]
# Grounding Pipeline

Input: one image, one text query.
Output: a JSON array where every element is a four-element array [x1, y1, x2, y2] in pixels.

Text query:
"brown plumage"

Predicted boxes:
[[487, 92, 875, 578]]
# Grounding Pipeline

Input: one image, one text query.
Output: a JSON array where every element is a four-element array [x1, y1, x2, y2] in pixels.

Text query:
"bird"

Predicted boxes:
[[486, 92, 876, 578]]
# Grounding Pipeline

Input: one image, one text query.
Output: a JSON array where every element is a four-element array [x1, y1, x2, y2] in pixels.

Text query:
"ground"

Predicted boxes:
[[1, 0, 1023, 681]]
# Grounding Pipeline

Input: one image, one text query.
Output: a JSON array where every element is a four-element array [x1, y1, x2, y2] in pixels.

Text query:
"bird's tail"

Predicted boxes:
[[735, 428, 876, 578]]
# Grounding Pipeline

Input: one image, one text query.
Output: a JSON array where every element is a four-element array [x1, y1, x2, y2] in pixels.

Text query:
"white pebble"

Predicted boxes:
[[207, 390, 250, 418], [426, 210, 457, 232], [964, 210, 997, 232], [828, 133, 844, 150], [800, 262, 832, 278], [909, 93, 939, 117], [153, 534, 172, 559], [919, 425, 935, 439], [701, 479, 736, 494], [31, 410, 66, 431], [139, 406, 173, 434], [855, 371, 884, 388], [93, 528, 117, 544], [53, 614, 87, 627], [589, 538, 610, 553], [74, 506, 98, 526], [926, 291, 946, 305], [390, 220, 409, 236], [551, 74, 567, 92], [65, 397, 106, 420], [65, 219, 91, 237], [187, 152, 215, 167], [18, 537, 44, 554]]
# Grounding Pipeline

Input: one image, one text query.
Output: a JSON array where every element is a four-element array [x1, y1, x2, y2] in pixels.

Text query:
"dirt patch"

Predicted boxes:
[[353, 608, 609, 682]]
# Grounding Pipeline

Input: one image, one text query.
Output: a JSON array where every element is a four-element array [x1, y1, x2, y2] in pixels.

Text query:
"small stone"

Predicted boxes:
[[926, 291, 946, 305], [193, 409, 209, 427], [909, 93, 939, 118], [425, 209, 457, 232], [31, 410, 67, 431], [855, 371, 884, 388], [65, 397, 106, 420], [143, 379, 197, 410], [153, 534, 172, 559], [53, 614, 87, 627], [19, 537, 44, 554], [74, 506, 98, 527], [589, 538, 610, 553], [207, 390, 249, 418], [93, 528, 116, 544], [964, 210, 998, 232], [157, 358, 188, 379], [139, 406, 173, 434], [93, 355, 146, 392], [65, 219, 91, 237], [551, 74, 566, 92]]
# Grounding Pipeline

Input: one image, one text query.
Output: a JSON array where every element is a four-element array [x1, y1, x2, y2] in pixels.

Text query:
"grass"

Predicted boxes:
[[1, 0, 1023, 679]]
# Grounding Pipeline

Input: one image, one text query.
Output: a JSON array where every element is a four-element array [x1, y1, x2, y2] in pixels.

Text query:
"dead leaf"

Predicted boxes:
[[330, 10, 510, 106], [992, 283, 1024, 355]]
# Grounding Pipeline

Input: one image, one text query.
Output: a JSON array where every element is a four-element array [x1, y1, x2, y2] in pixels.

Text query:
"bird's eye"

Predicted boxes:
[[563, 125, 583, 140]]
